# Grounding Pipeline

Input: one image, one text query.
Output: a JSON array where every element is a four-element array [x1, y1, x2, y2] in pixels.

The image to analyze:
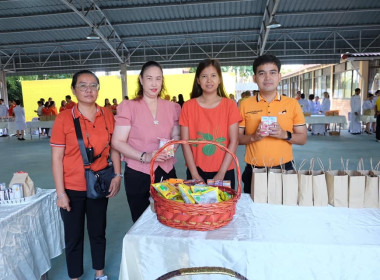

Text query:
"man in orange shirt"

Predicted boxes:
[[238, 54, 307, 193], [65, 95, 76, 110]]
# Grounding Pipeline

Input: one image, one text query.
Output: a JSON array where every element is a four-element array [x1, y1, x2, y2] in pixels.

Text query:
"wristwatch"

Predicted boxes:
[[114, 173, 124, 178], [285, 131, 292, 141]]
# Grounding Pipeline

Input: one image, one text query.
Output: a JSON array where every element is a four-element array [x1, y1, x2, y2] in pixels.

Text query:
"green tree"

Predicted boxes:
[[6, 77, 22, 102]]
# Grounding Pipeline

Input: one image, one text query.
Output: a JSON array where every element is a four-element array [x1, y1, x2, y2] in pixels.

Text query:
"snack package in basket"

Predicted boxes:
[[207, 179, 231, 188], [178, 184, 196, 204], [152, 182, 181, 200], [191, 188, 219, 204]]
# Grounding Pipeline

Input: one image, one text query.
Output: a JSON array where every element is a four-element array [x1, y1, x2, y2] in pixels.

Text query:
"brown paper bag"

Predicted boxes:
[[312, 158, 328, 206], [282, 169, 298, 206], [267, 168, 282, 205], [9, 171, 36, 197], [250, 167, 268, 203], [347, 170, 365, 208], [326, 159, 348, 207], [298, 160, 313, 206], [363, 171, 379, 208], [347, 159, 366, 208]]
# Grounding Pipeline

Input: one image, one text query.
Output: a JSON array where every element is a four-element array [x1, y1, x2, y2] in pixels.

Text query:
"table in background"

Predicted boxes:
[[26, 121, 55, 139], [119, 194, 380, 280], [360, 115, 376, 123], [305, 115, 347, 134], [0, 188, 65, 280]]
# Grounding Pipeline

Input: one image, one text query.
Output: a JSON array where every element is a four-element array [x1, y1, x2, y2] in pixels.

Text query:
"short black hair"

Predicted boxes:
[[252, 54, 281, 74], [71, 70, 99, 89]]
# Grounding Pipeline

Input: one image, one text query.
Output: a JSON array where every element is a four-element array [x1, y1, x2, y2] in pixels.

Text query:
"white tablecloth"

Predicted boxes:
[[26, 121, 55, 138], [305, 115, 347, 125], [0, 188, 65, 280], [119, 194, 380, 280], [360, 115, 376, 123]]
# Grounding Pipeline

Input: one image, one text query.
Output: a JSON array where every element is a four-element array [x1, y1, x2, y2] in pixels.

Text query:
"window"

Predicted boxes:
[[333, 70, 359, 99]]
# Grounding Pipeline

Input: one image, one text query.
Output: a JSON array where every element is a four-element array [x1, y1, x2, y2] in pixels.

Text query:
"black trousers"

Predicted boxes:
[[376, 114, 380, 140], [124, 165, 177, 223], [60, 190, 108, 279], [186, 166, 236, 189], [242, 161, 294, 194]]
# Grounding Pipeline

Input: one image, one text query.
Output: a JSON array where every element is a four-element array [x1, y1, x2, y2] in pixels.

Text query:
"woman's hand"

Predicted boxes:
[[57, 193, 71, 212], [107, 176, 121, 198], [147, 150, 170, 163], [213, 171, 226, 181]]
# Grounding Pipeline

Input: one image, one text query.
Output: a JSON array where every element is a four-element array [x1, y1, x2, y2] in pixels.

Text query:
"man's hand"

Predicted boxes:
[[268, 122, 287, 139]]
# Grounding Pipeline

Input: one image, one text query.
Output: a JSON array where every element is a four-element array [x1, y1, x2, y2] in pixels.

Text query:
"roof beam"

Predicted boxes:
[[59, 0, 129, 64], [258, 0, 281, 56]]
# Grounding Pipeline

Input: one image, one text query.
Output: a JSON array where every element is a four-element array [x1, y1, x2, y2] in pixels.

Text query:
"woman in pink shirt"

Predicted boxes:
[[112, 61, 181, 222]]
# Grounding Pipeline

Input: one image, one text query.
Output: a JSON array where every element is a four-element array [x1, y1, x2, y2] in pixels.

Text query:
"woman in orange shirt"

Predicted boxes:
[[49, 101, 58, 116], [59, 100, 67, 113], [111, 98, 118, 115], [41, 102, 51, 116], [179, 59, 242, 189]]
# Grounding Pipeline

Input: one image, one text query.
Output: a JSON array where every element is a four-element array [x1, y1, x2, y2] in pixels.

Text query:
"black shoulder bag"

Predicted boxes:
[[73, 114, 114, 199]]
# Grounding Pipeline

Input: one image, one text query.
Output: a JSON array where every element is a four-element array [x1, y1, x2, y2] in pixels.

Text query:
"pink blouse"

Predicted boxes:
[[115, 98, 181, 174]]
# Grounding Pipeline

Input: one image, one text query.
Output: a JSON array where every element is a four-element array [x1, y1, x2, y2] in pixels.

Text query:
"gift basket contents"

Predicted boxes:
[[153, 179, 233, 204], [250, 158, 380, 209], [150, 140, 241, 231], [0, 171, 37, 204]]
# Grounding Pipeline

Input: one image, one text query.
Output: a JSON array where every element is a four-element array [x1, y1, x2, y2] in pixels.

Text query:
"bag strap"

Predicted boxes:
[[73, 116, 91, 167]]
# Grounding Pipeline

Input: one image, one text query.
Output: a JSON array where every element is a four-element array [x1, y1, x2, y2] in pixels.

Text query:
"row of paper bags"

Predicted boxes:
[[250, 159, 380, 208]]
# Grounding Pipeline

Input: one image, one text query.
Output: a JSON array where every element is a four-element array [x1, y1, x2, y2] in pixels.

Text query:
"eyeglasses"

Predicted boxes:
[[76, 83, 100, 92]]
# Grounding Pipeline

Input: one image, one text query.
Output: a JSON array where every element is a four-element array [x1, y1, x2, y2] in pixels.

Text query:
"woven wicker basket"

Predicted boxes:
[[155, 266, 248, 280], [150, 140, 241, 231]]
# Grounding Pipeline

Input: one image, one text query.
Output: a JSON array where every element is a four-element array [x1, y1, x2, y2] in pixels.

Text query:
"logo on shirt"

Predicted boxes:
[[246, 110, 262, 115], [279, 109, 287, 115], [195, 132, 225, 156]]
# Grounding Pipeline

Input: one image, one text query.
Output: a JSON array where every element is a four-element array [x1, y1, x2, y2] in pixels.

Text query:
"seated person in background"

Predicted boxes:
[[65, 95, 76, 110], [59, 100, 66, 113], [298, 93, 309, 113], [111, 98, 118, 115], [314, 96, 321, 113], [104, 98, 112, 111], [41, 102, 51, 116], [49, 101, 58, 116], [362, 93, 375, 134]]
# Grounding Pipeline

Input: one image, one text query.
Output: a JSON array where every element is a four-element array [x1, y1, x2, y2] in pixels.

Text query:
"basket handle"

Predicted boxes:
[[155, 266, 248, 280], [149, 139, 241, 197]]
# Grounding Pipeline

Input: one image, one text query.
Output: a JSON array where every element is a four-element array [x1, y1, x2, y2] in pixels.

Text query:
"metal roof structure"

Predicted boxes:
[[1, 0, 380, 75]]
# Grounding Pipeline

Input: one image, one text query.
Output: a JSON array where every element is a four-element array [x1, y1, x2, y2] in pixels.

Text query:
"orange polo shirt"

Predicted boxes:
[[239, 93, 305, 167], [65, 101, 76, 110], [50, 104, 115, 191], [49, 107, 58, 116], [180, 98, 242, 172]]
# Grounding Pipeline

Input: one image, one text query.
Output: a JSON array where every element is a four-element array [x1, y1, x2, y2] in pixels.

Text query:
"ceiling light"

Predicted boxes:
[[86, 28, 100, 40], [267, 17, 281, 29]]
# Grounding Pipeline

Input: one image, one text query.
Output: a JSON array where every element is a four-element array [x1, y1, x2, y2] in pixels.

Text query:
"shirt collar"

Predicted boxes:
[[72, 104, 101, 119], [256, 92, 281, 102]]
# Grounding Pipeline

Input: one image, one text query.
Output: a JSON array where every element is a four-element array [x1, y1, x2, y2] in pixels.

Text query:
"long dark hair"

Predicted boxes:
[[71, 70, 99, 89], [134, 61, 166, 100], [190, 58, 227, 99]]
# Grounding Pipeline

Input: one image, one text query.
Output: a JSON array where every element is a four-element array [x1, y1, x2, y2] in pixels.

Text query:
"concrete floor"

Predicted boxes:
[[0, 129, 379, 279]]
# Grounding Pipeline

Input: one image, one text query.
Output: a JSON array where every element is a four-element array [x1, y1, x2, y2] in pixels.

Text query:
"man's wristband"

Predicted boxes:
[[114, 173, 124, 178], [285, 131, 292, 141]]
